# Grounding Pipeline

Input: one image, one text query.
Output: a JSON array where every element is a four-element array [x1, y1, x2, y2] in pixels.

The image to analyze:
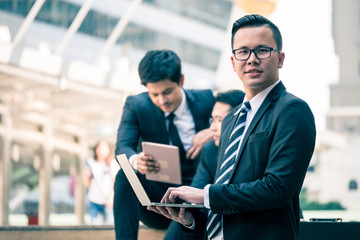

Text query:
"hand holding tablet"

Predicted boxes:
[[142, 141, 182, 185]]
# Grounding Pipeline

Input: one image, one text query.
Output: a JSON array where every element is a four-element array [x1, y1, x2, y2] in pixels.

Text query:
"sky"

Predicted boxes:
[[271, 0, 339, 131]]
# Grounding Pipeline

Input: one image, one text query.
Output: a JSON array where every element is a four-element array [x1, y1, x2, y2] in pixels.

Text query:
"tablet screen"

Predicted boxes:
[[142, 141, 182, 185]]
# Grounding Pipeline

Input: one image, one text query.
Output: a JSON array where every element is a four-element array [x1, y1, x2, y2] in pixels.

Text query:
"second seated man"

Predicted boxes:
[[164, 90, 245, 240]]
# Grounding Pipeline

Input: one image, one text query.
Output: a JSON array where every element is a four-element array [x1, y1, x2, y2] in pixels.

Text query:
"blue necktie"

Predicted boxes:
[[206, 102, 251, 239]]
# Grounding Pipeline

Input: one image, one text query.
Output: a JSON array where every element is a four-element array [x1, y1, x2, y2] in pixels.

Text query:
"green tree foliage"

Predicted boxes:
[[300, 188, 345, 210]]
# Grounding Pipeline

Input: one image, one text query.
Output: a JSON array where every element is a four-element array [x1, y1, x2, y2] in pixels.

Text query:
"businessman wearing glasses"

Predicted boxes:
[[149, 14, 316, 240]]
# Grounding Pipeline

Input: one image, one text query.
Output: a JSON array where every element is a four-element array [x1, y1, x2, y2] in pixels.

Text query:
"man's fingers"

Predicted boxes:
[[145, 165, 160, 173], [147, 206, 160, 214], [186, 147, 195, 159], [168, 190, 180, 202], [137, 157, 159, 174], [166, 206, 179, 218], [162, 186, 187, 203], [161, 187, 174, 203], [189, 147, 201, 159], [179, 207, 186, 215], [186, 146, 202, 160], [145, 159, 159, 167], [162, 186, 205, 204], [148, 206, 172, 220], [157, 206, 173, 219]]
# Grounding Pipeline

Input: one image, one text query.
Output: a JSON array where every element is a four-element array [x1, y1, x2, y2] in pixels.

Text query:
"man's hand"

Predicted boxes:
[[147, 206, 195, 226], [161, 186, 204, 205], [136, 152, 160, 174], [186, 128, 213, 159]]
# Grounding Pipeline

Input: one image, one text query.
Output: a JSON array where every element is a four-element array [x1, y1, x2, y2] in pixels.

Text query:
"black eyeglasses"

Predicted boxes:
[[209, 117, 214, 125], [209, 117, 222, 125], [232, 47, 280, 61]]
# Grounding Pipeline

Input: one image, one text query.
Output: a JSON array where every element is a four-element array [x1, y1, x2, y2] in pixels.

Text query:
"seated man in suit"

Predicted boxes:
[[149, 14, 316, 240], [164, 90, 245, 240], [113, 49, 215, 240]]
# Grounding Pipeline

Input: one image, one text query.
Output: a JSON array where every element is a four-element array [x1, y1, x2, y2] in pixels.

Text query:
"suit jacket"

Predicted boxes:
[[115, 89, 214, 185], [195, 82, 316, 240], [191, 140, 218, 189]]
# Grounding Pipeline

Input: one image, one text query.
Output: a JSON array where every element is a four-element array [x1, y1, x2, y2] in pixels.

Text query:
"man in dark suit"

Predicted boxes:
[[191, 90, 245, 189], [164, 90, 245, 240], [149, 15, 316, 240], [113, 50, 215, 240]]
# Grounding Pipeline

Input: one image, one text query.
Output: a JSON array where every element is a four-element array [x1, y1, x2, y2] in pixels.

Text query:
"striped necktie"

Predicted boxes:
[[206, 101, 251, 239]]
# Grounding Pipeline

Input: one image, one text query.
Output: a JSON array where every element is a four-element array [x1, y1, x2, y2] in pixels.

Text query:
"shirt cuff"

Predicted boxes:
[[204, 184, 211, 209], [129, 154, 138, 170], [183, 221, 195, 229]]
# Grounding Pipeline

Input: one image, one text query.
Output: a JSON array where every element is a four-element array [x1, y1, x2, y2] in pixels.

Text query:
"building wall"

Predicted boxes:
[[304, 131, 360, 211], [327, 0, 360, 133]]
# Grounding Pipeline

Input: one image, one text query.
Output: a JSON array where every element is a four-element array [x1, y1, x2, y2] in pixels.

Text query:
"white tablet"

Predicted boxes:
[[142, 141, 182, 185]]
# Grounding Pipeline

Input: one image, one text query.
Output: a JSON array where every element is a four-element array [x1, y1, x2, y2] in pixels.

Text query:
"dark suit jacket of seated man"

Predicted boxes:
[[113, 49, 214, 240]]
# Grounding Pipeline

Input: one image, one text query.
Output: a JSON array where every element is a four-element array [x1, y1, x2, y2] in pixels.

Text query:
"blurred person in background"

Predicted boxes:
[[82, 140, 117, 225]]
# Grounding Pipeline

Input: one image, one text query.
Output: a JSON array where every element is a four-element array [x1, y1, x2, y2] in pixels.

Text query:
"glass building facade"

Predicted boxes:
[[0, 0, 232, 70]]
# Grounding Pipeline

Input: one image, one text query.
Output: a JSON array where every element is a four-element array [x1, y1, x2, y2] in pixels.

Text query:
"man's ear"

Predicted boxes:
[[278, 52, 285, 69], [231, 55, 236, 72], [179, 74, 184, 87]]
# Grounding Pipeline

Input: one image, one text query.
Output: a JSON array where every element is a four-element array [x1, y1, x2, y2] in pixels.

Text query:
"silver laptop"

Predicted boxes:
[[116, 154, 204, 208]]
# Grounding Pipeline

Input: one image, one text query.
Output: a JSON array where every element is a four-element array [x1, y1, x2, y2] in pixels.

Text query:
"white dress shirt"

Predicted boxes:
[[164, 89, 196, 151]]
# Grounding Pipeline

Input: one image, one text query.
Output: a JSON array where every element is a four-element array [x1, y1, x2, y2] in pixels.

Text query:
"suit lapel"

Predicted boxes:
[[220, 109, 239, 151], [147, 94, 169, 144], [146, 90, 202, 145], [229, 82, 286, 181], [214, 107, 240, 175], [185, 90, 201, 131]]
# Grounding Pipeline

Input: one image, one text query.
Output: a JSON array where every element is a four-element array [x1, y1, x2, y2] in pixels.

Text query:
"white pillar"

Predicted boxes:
[[215, 5, 246, 91], [74, 132, 89, 225], [0, 105, 12, 225], [13, 0, 46, 46], [56, 0, 95, 55], [97, 0, 143, 59], [38, 114, 53, 225]]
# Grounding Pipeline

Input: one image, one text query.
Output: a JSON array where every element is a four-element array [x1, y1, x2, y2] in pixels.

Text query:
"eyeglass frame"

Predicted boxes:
[[232, 47, 280, 61], [209, 117, 223, 126]]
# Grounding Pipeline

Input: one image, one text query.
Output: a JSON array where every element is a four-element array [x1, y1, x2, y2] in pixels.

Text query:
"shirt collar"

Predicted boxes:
[[235, 80, 281, 115]]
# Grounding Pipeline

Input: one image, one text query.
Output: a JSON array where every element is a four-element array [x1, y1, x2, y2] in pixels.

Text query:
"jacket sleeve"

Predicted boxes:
[[191, 141, 218, 188], [115, 96, 140, 158], [180, 208, 208, 235]]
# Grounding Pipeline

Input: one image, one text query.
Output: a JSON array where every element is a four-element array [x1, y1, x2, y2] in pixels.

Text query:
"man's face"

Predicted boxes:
[[146, 77, 184, 113], [210, 102, 231, 146], [96, 140, 110, 161], [231, 26, 285, 98]]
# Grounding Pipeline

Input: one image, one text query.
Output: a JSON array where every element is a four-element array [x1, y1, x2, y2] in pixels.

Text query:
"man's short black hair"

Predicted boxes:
[[215, 90, 245, 111], [138, 50, 182, 86], [231, 14, 282, 51]]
